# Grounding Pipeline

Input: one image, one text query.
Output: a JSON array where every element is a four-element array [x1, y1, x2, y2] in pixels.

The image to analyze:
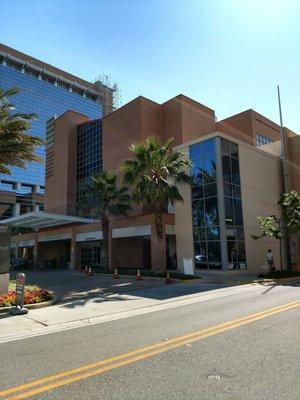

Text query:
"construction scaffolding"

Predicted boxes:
[[92, 74, 121, 117]]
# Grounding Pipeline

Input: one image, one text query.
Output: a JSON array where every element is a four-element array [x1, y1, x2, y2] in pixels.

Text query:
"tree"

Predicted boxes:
[[0, 87, 44, 174], [252, 190, 300, 269], [80, 171, 132, 270], [122, 137, 191, 272]]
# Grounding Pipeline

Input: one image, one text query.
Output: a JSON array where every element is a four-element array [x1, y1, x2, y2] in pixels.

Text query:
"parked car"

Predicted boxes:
[[10, 258, 33, 270]]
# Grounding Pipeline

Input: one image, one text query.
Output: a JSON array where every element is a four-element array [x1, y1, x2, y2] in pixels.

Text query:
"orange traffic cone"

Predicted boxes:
[[87, 267, 93, 277], [165, 272, 172, 284], [113, 269, 119, 279], [84, 266, 88, 275], [136, 269, 143, 281]]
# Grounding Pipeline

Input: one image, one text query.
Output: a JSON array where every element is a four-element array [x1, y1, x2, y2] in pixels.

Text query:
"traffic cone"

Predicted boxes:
[[84, 266, 88, 275], [136, 269, 143, 281], [113, 269, 119, 279], [165, 272, 172, 284], [87, 267, 93, 277]]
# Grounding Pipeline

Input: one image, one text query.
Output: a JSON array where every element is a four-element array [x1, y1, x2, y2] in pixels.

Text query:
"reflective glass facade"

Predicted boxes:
[[190, 138, 221, 269], [190, 137, 246, 270], [0, 64, 101, 189], [77, 120, 102, 216]]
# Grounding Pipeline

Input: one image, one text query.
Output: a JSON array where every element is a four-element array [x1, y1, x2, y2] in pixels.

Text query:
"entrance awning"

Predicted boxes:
[[0, 211, 96, 230]]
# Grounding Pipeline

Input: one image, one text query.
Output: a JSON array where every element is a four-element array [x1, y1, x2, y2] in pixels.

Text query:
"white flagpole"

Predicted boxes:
[[277, 85, 289, 193]]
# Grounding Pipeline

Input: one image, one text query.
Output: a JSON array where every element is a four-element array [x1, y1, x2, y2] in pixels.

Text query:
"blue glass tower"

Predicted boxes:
[[0, 64, 101, 191]]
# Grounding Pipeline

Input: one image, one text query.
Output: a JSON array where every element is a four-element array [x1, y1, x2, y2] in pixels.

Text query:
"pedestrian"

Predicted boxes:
[[266, 249, 275, 274]]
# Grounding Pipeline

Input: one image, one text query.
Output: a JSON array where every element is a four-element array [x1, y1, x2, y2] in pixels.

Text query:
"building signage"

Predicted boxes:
[[76, 231, 103, 242], [112, 225, 151, 238], [39, 234, 71, 242], [19, 239, 35, 247], [15, 273, 26, 308]]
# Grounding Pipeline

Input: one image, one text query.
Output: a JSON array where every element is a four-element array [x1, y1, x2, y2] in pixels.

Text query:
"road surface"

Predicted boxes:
[[0, 282, 299, 399]]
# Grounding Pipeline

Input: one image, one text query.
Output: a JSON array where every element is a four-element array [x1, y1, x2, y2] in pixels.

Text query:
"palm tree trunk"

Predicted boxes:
[[102, 215, 109, 270], [153, 208, 166, 273]]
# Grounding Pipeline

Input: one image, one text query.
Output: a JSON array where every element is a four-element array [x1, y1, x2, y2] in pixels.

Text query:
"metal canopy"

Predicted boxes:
[[0, 211, 96, 230]]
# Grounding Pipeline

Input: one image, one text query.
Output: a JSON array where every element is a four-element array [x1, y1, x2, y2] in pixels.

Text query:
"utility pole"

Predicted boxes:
[[277, 86, 290, 270]]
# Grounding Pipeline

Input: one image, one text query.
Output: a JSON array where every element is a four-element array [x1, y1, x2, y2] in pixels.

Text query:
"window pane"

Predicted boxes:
[[208, 262, 222, 270], [192, 186, 203, 200], [202, 139, 215, 157], [227, 241, 238, 263], [191, 158, 203, 186], [236, 228, 245, 241], [224, 196, 234, 225], [193, 228, 206, 241], [236, 241, 246, 262], [194, 241, 207, 264], [226, 227, 235, 241], [195, 262, 208, 269], [232, 184, 241, 198], [231, 157, 240, 185], [223, 182, 232, 197], [222, 155, 231, 183], [204, 182, 217, 197], [207, 241, 221, 262], [206, 226, 220, 240], [230, 142, 239, 158], [203, 157, 216, 183], [204, 197, 219, 225], [192, 200, 205, 226], [221, 138, 231, 155], [189, 143, 202, 161], [234, 198, 243, 226]]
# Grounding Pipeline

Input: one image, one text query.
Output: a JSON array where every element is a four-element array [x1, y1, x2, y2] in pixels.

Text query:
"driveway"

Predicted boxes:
[[10, 269, 170, 302]]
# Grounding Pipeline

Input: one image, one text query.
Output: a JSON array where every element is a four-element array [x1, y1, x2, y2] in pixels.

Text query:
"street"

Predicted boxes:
[[0, 282, 299, 399]]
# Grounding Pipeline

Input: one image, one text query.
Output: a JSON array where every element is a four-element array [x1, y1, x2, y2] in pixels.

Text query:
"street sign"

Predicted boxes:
[[16, 273, 26, 308], [10, 273, 28, 315]]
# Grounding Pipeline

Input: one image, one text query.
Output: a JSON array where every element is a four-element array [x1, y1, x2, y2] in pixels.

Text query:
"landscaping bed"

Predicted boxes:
[[262, 270, 300, 280], [0, 281, 53, 308]]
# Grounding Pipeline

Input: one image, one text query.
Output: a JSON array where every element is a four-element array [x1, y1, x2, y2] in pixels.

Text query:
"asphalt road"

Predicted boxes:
[[0, 282, 299, 399]]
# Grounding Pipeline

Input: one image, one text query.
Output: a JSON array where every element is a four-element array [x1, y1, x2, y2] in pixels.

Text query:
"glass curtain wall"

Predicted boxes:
[[190, 138, 222, 269], [190, 137, 246, 270]]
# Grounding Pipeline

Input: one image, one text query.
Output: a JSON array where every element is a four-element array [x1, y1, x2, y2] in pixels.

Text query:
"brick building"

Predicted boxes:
[[3, 94, 300, 275]]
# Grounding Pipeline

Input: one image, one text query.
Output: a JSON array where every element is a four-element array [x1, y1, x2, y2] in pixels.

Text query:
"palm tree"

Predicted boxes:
[[81, 171, 132, 270], [0, 87, 44, 174], [122, 137, 191, 272]]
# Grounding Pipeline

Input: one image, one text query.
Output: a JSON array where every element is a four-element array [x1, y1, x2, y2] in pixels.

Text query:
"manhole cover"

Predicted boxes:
[[206, 374, 221, 380]]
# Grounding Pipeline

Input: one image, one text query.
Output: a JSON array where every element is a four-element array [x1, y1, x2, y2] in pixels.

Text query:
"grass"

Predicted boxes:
[[92, 267, 198, 280]]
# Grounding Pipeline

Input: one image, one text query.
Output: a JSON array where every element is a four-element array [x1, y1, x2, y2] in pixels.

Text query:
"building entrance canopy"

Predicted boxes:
[[0, 211, 96, 230]]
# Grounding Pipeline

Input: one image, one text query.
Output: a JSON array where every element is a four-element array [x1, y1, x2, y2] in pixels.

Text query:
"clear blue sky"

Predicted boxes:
[[1, 0, 300, 132]]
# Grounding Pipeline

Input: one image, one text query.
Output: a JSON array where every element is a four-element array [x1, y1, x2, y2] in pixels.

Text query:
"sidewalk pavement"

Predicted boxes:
[[1, 277, 299, 344]]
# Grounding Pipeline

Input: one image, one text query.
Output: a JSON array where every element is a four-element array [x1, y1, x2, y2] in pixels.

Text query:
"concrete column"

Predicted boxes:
[[70, 233, 80, 271], [14, 203, 21, 217]]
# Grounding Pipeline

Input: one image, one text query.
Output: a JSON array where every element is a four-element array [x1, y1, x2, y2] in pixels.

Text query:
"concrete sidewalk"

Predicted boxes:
[[2, 279, 299, 344]]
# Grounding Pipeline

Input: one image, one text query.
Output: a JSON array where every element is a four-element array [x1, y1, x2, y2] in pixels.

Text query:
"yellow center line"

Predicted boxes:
[[1, 300, 299, 400]]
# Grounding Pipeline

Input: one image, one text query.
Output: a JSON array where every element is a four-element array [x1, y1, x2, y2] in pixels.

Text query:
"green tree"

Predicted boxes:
[[252, 190, 300, 269], [122, 137, 191, 272], [0, 87, 44, 174], [80, 171, 132, 270], [252, 190, 300, 241]]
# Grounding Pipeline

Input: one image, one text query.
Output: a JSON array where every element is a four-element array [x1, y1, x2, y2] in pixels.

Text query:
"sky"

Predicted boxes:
[[1, 0, 300, 132]]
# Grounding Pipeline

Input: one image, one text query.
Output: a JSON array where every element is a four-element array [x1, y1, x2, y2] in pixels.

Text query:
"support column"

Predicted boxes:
[[70, 233, 79, 270], [108, 227, 113, 271], [33, 232, 38, 267], [215, 137, 228, 270]]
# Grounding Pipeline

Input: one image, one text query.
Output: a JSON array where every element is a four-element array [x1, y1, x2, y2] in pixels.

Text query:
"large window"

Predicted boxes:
[[256, 134, 273, 147], [190, 138, 221, 269], [0, 203, 14, 220]]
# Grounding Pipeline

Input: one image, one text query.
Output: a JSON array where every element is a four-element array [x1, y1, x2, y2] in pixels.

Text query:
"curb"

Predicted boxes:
[[0, 295, 57, 314]]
